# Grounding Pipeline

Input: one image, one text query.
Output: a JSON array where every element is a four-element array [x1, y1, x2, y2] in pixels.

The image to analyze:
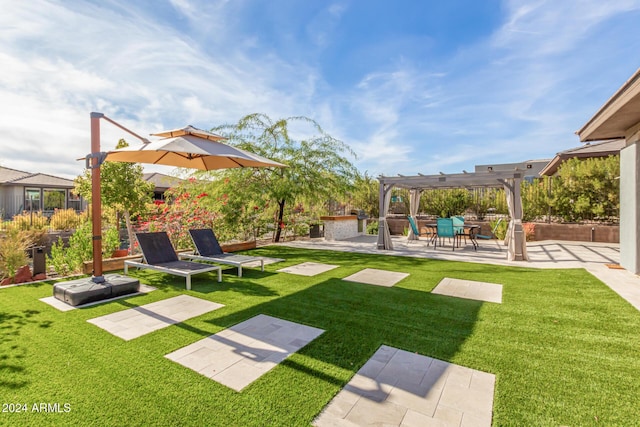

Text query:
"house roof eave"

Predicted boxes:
[[577, 67, 640, 141]]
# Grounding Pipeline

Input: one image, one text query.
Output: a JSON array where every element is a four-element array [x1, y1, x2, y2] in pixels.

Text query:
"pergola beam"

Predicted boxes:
[[379, 170, 524, 189]]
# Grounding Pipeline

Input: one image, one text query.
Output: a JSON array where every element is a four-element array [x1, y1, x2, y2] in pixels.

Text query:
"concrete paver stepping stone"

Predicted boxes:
[[277, 262, 339, 276], [432, 278, 503, 303], [40, 284, 157, 312], [165, 314, 324, 391], [314, 345, 495, 427], [342, 268, 409, 287], [87, 295, 224, 340]]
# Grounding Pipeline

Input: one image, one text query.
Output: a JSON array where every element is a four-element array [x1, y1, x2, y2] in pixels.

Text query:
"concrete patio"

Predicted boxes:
[[281, 235, 640, 311]]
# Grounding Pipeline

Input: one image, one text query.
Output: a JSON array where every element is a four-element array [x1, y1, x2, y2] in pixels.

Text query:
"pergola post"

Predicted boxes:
[[502, 177, 528, 261]]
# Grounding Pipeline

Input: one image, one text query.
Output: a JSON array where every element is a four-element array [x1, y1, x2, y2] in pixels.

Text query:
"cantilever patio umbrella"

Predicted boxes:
[[88, 115, 286, 281], [104, 125, 287, 170]]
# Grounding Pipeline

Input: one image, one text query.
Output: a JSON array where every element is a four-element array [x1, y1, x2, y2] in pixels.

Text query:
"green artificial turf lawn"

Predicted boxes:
[[1, 246, 639, 426]]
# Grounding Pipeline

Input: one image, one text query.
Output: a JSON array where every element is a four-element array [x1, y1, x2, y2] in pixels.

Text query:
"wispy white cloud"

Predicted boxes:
[[0, 0, 320, 177], [328, 0, 640, 177], [305, 1, 347, 49], [494, 0, 640, 55], [1, 0, 640, 181]]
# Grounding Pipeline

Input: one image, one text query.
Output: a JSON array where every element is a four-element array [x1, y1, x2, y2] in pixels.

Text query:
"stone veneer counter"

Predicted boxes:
[[320, 215, 358, 240]]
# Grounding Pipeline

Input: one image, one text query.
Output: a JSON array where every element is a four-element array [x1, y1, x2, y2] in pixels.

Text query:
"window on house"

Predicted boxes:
[[43, 189, 65, 211], [68, 191, 82, 211], [25, 188, 41, 211]]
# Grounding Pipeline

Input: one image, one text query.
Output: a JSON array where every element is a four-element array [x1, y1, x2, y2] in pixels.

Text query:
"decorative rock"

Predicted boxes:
[[14, 265, 33, 284], [0, 277, 12, 286], [32, 273, 47, 281]]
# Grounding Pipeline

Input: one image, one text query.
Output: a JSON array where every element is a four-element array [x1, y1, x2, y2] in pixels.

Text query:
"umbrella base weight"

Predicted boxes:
[[53, 274, 140, 306]]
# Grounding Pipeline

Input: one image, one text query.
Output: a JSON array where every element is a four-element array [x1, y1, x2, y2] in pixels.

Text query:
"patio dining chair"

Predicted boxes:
[[475, 218, 503, 250], [407, 215, 433, 242], [451, 216, 466, 245], [435, 217, 458, 251]]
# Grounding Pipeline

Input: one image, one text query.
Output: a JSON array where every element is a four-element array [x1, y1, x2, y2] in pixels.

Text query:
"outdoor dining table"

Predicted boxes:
[[425, 223, 480, 249], [462, 224, 481, 250]]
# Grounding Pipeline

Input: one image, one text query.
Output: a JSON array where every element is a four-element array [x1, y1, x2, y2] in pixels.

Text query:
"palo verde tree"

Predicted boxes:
[[74, 139, 155, 251], [203, 113, 358, 242]]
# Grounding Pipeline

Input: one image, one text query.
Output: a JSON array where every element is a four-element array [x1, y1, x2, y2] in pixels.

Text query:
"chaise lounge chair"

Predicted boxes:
[[179, 228, 265, 278], [124, 232, 222, 290]]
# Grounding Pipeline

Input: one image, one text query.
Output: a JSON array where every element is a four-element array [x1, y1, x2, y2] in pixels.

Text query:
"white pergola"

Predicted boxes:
[[377, 170, 529, 261]]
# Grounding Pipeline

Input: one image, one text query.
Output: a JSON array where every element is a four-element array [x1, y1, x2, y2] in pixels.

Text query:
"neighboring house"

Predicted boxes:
[[475, 159, 551, 182], [0, 166, 85, 219], [143, 172, 185, 202], [539, 139, 624, 176], [0, 167, 185, 220]]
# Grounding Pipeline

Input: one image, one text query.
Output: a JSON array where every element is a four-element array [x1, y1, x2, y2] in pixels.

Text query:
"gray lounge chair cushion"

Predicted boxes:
[[189, 229, 225, 256], [135, 232, 179, 264]]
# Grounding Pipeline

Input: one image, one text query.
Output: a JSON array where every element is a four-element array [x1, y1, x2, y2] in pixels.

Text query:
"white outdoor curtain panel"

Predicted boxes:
[[377, 183, 394, 250], [504, 183, 514, 247], [503, 178, 528, 261], [407, 189, 421, 240]]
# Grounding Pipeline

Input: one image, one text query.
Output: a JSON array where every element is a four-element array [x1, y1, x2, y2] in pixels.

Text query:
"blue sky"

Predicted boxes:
[[1, 0, 640, 180]]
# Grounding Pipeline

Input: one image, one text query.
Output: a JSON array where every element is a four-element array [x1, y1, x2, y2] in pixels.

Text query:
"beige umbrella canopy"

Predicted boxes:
[[152, 125, 226, 140], [104, 125, 287, 170], [85, 115, 286, 282]]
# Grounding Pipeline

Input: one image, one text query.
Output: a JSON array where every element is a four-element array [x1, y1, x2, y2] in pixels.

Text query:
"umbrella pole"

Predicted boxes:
[[90, 112, 104, 282], [50, 112, 140, 307]]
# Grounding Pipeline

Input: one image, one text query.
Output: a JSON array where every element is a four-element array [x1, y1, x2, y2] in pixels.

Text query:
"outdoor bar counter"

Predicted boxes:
[[320, 215, 358, 240]]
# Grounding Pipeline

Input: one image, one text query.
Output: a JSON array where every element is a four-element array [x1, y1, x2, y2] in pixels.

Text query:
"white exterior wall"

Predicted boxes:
[[323, 218, 358, 241], [619, 143, 640, 273]]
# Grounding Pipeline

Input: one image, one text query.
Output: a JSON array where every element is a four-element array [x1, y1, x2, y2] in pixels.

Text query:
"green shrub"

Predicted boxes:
[[551, 156, 619, 222], [48, 236, 72, 276], [48, 222, 93, 275], [366, 221, 379, 235], [10, 211, 48, 230], [49, 208, 84, 230], [48, 222, 126, 275], [521, 178, 551, 221], [102, 226, 121, 256], [421, 189, 471, 218], [293, 223, 309, 237], [492, 218, 508, 240], [469, 189, 492, 220]]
